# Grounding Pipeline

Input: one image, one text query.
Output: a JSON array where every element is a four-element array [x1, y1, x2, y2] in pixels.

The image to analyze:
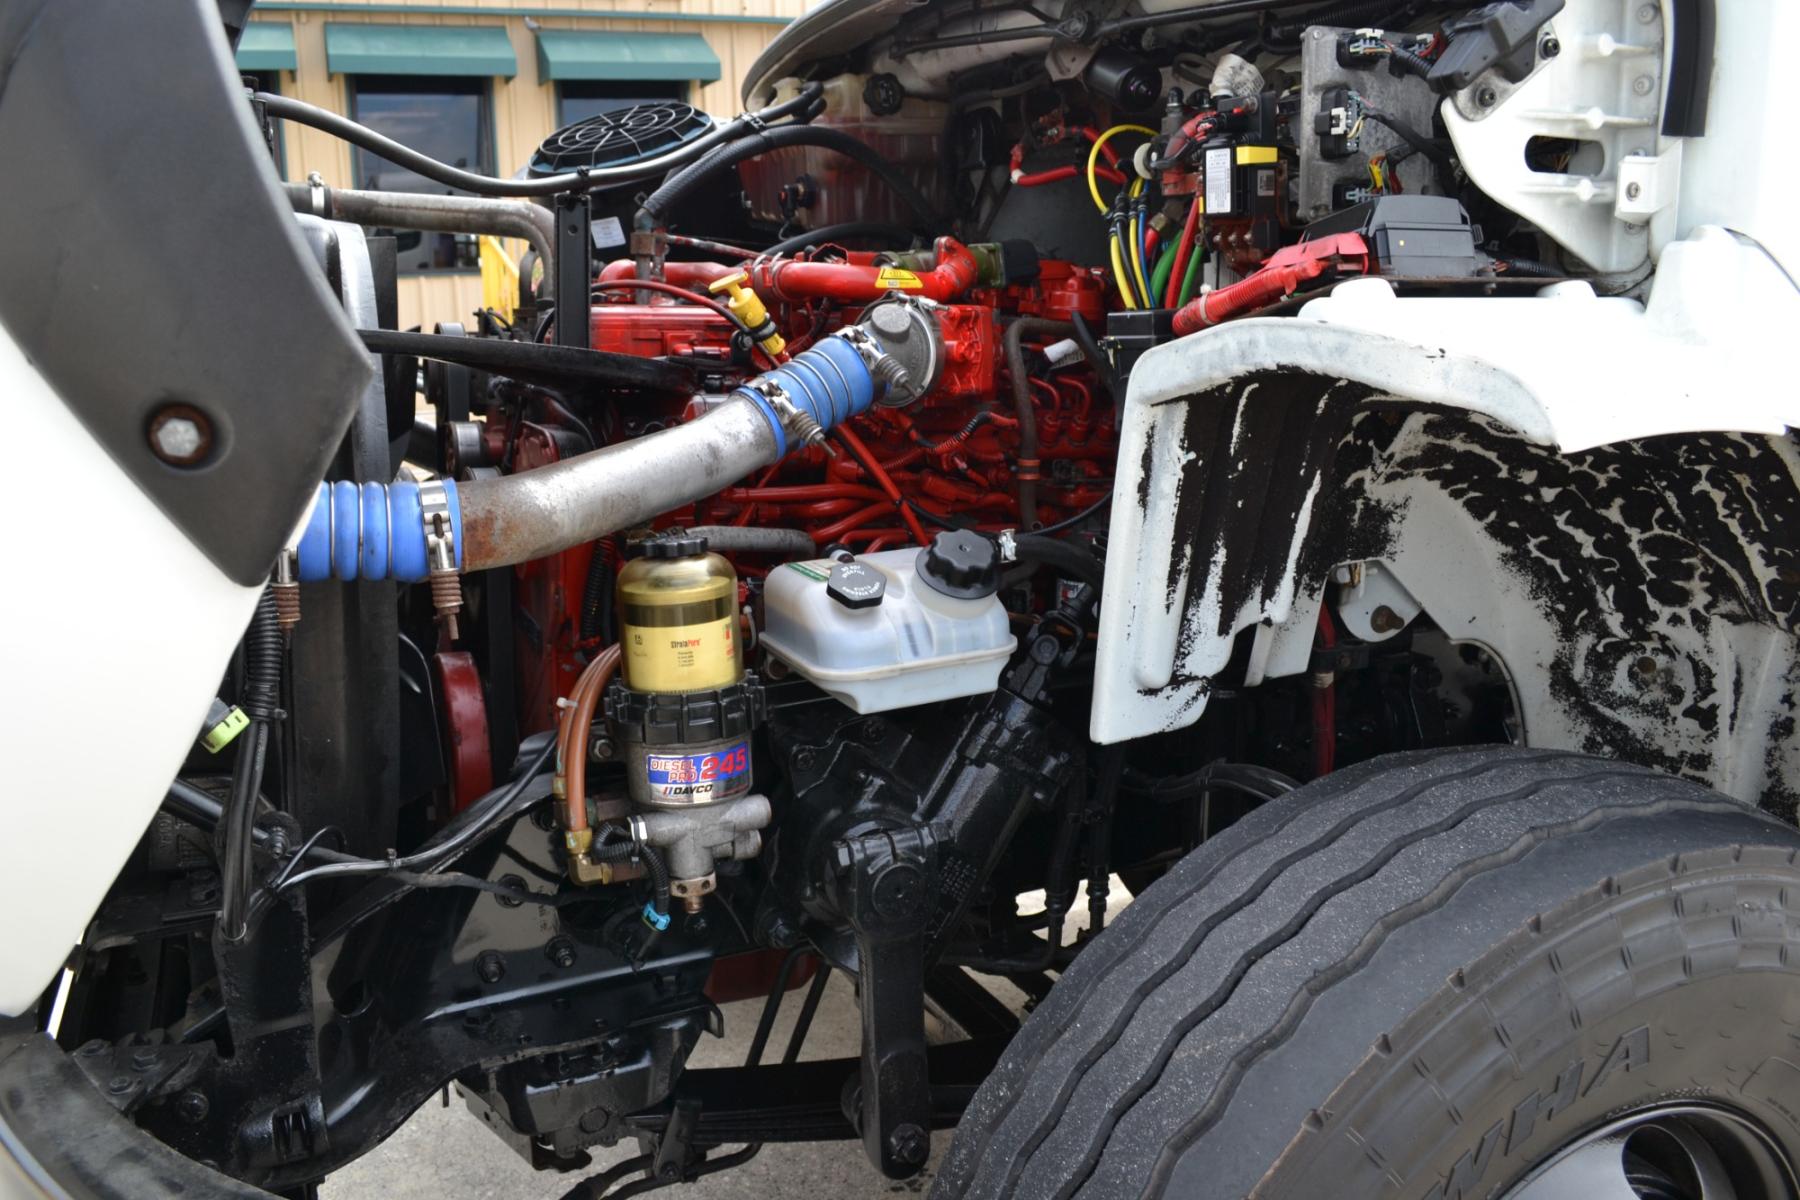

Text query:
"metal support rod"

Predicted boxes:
[[283, 183, 554, 290], [553, 191, 593, 350]]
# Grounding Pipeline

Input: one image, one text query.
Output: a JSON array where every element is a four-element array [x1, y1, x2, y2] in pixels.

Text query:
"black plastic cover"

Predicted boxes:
[[1302, 195, 1484, 278], [0, 0, 371, 586], [530, 102, 715, 176], [1428, 0, 1567, 93]]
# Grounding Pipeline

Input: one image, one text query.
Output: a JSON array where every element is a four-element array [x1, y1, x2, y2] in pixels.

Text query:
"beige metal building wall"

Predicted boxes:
[[252, 0, 805, 329]]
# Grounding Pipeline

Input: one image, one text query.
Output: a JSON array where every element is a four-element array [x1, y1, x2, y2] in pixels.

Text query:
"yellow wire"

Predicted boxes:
[[1109, 231, 1138, 310], [1126, 180, 1153, 308], [1087, 122, 1158, 214]]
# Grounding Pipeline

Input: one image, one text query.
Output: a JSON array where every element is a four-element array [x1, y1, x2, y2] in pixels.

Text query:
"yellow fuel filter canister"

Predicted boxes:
[[616, 533, 741, 694]]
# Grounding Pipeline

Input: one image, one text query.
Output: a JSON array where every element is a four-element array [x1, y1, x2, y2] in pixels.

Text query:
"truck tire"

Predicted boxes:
[[937, 747, 1800, 1199]]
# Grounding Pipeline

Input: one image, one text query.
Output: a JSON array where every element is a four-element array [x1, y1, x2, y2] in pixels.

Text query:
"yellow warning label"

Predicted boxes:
[[874, 267, 925, 290]]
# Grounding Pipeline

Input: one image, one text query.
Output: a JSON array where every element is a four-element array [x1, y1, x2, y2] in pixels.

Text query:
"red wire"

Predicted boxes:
[[726, 484, 887, 503], [1164, 196, 1203, 309], [811, 502, 894, 544], [833, 425, 932, 545], [1016, 164, 1128, 187]]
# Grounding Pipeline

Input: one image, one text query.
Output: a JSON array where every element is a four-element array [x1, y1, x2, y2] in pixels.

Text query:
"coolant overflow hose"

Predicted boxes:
[[296, 329, 895, 579]]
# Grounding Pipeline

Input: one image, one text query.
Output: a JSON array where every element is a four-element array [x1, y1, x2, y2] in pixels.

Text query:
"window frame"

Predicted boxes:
[[554, 79, 689, 131], [347, 73, 497, 276]]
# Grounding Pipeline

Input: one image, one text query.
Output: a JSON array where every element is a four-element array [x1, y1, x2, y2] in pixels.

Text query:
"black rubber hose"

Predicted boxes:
[[239, 591, 283, 723], [217, 591, 284, 941], [1068, 312, 1119, 405], [256, 85, 823, 199], [273, 735, 556, 894], [1497, 255, 1564, 278], [1388, 42, 1435, 79], [1033, 492, 1113, 538], [578, 539, 614, 645], [359, 329, 693, 394], [1003, 318, 1075, 530], [636, 124, 943, 234], [762, 222, 921, 256], [1013, 532, 1105, 592], [686, 526, 816, 557], [640, 843, 671, 918], [166, 780, 359, 864]]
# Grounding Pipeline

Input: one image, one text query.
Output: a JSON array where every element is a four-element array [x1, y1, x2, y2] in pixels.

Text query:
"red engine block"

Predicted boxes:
[[510, 254, 1120, 746]]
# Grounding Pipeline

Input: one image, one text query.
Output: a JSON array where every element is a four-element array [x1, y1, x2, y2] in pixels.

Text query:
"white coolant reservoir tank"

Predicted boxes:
[[759, 534, 1016, 714]]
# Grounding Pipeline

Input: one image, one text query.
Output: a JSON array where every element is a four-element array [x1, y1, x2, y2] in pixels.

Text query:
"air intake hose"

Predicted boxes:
[[295, 328, 896, 579]]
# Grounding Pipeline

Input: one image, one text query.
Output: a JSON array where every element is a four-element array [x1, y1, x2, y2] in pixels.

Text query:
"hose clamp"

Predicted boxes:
[[837, 325, 914, 402], [419, 479, 464, 640], [306, 170, 327, 217], [419, 480, 455, 569], [743, 377, 826, 449]]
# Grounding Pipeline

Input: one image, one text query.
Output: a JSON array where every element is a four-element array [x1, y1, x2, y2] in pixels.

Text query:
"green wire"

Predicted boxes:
[[1177, 236, 1206, 307], [1150, 239, 1178, 308]]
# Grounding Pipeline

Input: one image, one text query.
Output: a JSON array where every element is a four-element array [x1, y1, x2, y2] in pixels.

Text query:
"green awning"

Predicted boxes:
[[325, 23, 517, 78], [236, 23, 297, 73], [535, 30, 721, 83]]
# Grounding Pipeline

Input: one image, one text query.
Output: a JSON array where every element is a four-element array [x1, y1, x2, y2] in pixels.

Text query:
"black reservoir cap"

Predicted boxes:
[[828, 560, 886, 610], [916, 530, 1000, 599]]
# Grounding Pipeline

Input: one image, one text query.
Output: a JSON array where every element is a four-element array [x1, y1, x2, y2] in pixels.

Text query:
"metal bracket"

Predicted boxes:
[[830, 826, 938, 1180]]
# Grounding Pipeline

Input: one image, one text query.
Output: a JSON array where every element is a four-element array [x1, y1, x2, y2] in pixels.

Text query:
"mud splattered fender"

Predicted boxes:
[[1092, 239, 1800, 747]]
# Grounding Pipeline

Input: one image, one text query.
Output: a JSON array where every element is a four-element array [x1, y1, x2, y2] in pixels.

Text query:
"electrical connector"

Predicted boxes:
[[201, 698, 250, 754]]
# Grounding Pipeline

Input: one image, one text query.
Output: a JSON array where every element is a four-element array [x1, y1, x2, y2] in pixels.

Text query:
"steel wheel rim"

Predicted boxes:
[[1504, 1103, 1799, 1200]]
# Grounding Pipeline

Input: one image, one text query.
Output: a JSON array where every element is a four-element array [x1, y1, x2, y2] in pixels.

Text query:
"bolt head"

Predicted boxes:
[[476, 950, 507, 983], [1626, 181, 1643, 200], [888, 1123, 929, 1166], [1637, 2, 1658, 21], [1540, 35, 1561, 58], [1633, 75, 1654, 95], [545, 937, 577, 968], [1476, 87, 1499, 108], [147, 405, 213, 466], [176, 1090, 210, 1124]]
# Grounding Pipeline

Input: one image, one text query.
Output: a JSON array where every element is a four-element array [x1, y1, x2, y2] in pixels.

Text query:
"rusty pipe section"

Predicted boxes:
[[456, 398, 782, 572], [283, 183, 556, 284]]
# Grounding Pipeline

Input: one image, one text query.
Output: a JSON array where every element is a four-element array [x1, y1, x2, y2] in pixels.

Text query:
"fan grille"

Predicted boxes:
[[529, 102, 715, 176]]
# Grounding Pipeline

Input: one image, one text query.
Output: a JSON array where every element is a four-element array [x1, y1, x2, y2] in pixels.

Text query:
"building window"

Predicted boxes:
[[350, 76, 493, 273], [557, 80, 687, 130]]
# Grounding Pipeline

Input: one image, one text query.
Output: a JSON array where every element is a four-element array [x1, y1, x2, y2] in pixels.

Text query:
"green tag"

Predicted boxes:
[[202, 706, 250, 753]]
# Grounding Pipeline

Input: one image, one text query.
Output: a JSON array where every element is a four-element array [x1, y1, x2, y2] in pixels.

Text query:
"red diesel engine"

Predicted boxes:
[[434, 233, 1121, 790]]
